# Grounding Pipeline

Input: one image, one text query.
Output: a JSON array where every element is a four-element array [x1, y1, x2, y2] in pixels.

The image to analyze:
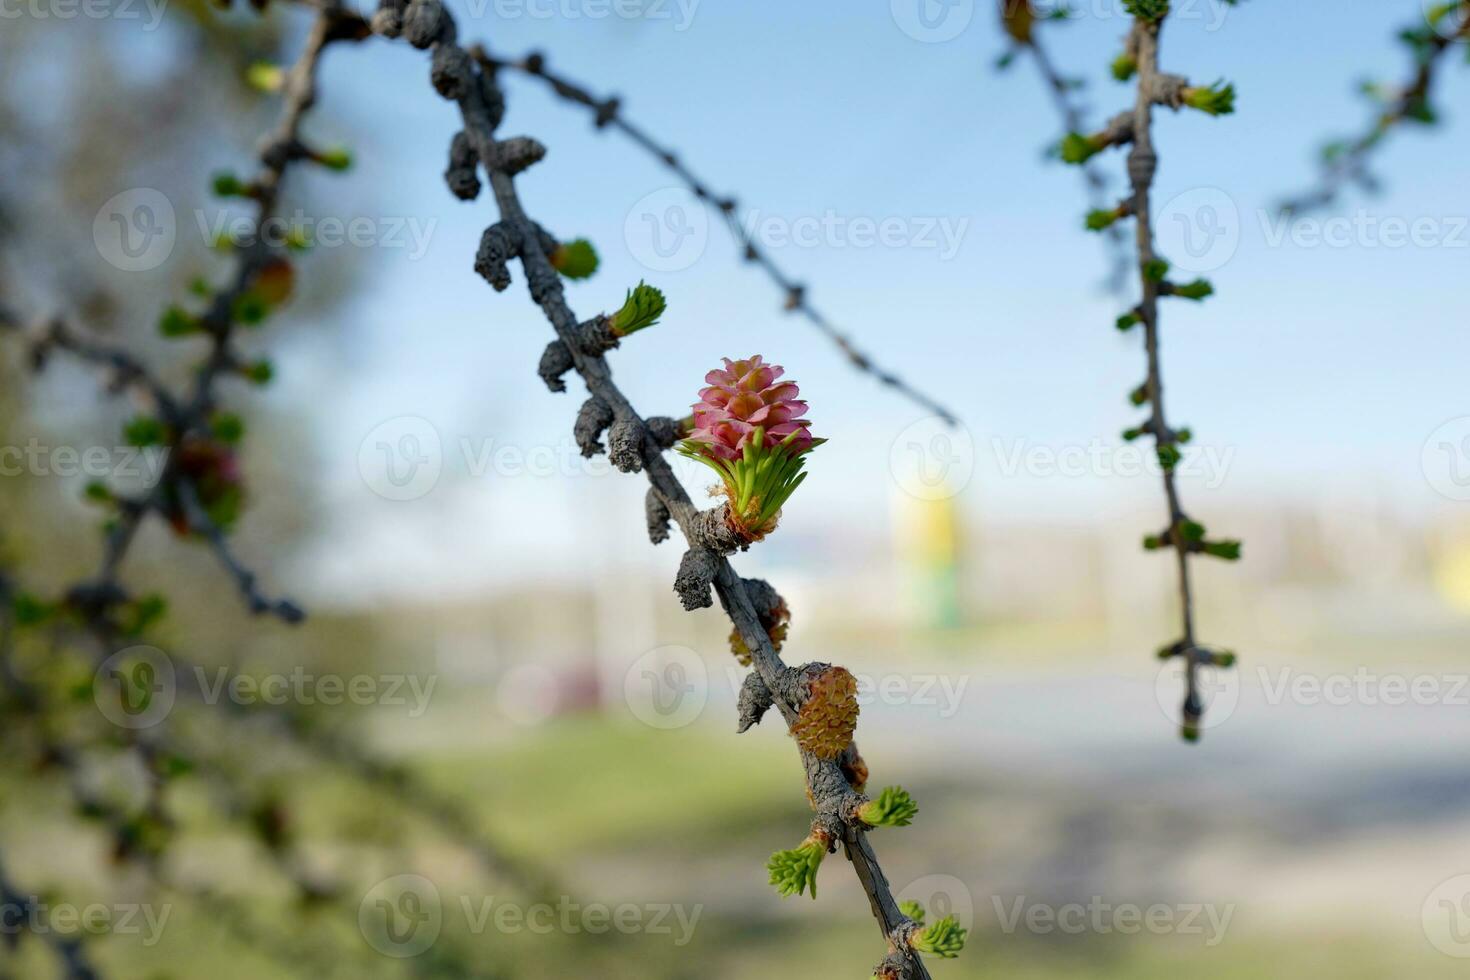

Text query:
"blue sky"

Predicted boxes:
[[187, 0, 1470, 593]]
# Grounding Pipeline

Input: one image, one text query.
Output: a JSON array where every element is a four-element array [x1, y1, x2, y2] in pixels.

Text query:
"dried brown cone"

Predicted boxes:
[[727, 596, 789, 666], [790, 665, 860, 760]]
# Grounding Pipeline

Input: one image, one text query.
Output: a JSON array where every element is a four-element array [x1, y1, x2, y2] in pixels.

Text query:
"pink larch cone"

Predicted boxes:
[[686, 355, 813, 461]]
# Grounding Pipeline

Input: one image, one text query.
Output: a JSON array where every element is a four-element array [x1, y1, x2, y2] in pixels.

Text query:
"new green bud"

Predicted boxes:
[[211, 412, 245, 444], [1157, 444, 1182, 470], [123, 415, 166, 447], [767, 837, 827, 900], [1171, 279, 1215, 301], [232, 291, 269, 326], [1123, 0, 1169, 22], [1202, 539, 1242, 561], [1086, 208, 1122, 232], [244, 359, 274, 385], [1116, 311, 1142, 331], [1059, 132, 1103, 165], [1183, 81, 1237, 117], [212, 172, 247, 198], [858, 786, 918, 828], [1111, 53, 1138, 81], [12, 593, 56, 627], [610, 281, 666, 336], [552, 238, 599, 280], [899, 900, 926, 924], [158, 304, 198, 338], [316, 146, 353, 171], [911, 915, 967, 959], [246, 62, 285, 93], [1143, 258, 1170, 282]]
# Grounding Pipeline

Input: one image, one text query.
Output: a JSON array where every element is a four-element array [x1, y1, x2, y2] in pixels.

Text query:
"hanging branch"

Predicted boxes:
[[372, 2, 962, 973], [0, 849, 101, 980], [466, 47, 960, 427], [1057, 0, 1241, 741], [0, 573, 103, 980], [19, 4, 376, 633], [997, 0, 1129, 288], [1280, 1, 1470, 214]]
